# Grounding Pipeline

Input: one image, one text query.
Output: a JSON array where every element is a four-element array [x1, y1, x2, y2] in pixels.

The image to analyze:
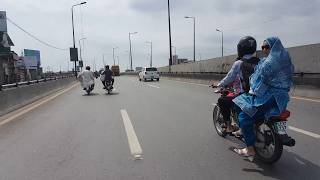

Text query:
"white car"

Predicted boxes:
[[139, 67, 160, 81]]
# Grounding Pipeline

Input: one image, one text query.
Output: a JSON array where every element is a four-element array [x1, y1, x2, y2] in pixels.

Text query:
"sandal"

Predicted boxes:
[[232, 148, 255, 162]]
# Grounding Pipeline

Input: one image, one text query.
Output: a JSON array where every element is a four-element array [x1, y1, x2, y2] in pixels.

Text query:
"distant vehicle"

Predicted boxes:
[[139, 67, 160, 81], [111, 65, 120, 76], [135, 67, 143, 72]]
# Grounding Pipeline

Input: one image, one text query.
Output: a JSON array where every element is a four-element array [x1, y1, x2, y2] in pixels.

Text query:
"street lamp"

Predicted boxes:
[[146, 41, 153, 67], [129, 32, 138, 70], [185, 16, 196, 62], [71, 1, 87, 76], [112, 46, 119, 66], [116, 56, 120, 65], [171, 46, 176, 56], [216, 28, 224, 58], [78, 37, 86, 69], [167, 0, 173, 70]]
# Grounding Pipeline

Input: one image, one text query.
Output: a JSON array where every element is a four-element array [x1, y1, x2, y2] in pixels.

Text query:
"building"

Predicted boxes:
[[171, 55, 188, 65]]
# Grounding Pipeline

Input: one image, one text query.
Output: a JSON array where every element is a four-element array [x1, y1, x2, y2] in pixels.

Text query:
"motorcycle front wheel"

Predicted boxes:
[[212, 105, 227, 137]]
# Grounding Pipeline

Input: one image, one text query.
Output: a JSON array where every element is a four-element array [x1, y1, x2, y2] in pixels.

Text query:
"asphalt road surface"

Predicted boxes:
[[0, 76, 319, 180]]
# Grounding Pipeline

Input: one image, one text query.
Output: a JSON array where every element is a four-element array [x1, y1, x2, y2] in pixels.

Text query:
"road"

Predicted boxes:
[[0, 76, 319, 180]]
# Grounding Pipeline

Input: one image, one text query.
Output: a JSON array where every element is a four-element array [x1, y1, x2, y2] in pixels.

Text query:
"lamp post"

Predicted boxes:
[[167, 0, 173, 71], [112, 47, 119, 66], [185, 16, 195, 62], [216, 28, 224, 58], [78, 37, 86, 69], [146, 41, 153, 67], [129, 32, 138, 70], [171, 46, 176, 56], [71, 1, 86, 76], [171, 45, 176, 65]]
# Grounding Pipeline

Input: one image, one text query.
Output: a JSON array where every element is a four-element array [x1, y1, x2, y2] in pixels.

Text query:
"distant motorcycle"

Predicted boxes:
[[84, 84, 94, 95], [211, 86, 295, 164], [104, 80, 113, 94]]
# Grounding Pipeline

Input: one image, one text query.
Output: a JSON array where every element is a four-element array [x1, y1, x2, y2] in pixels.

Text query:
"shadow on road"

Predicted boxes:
[[82, 93, 99, 96], [104, 92, 120, 95], [242, 150, 320, 180]]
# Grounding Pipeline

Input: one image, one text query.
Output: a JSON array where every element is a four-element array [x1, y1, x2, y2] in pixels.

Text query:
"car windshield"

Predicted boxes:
[[146, 68, 157, 71]]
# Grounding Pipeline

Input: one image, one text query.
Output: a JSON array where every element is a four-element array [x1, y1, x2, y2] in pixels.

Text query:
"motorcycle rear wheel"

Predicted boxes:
[[254, 123, 283, 164]]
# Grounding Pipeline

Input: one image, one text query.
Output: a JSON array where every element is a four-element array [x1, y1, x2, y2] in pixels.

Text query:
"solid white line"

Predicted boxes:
[[289, 126, 320, 139], [291, 96, 320, 103], [120, 109, 143, 160], [147, 84, 160, 88], [0, 83, 79, 126]]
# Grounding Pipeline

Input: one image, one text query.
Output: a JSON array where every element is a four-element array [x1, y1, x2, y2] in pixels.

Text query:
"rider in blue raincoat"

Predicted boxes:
[[232, 37, 294, 157]]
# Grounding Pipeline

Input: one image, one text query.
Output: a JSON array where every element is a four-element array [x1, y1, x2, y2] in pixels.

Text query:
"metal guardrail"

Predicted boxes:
[[0, 75, 75, 91]]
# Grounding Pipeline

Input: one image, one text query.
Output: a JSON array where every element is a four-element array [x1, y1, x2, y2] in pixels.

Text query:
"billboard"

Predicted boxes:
[[24, 56, 38, 69], [24, 49, 41, 68], [0, 11, 7, 32]]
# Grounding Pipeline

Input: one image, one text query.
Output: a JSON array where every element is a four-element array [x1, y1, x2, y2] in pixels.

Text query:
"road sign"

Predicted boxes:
[[69, 48, 78, 62]]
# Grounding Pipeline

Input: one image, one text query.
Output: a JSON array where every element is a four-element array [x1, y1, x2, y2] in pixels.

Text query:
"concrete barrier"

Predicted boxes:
[[0, 77, 76, 116], [158, 43, 320, 74]]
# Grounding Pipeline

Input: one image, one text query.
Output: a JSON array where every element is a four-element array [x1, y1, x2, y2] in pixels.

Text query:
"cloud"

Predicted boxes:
[[2, 0, 320, 71]]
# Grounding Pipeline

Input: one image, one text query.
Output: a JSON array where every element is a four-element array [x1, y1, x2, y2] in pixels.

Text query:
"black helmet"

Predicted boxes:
[[237, 36, 257, 58]]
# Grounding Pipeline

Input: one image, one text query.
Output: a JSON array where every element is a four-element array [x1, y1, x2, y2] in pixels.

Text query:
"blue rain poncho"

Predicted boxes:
[[233, 37, 294, 118]]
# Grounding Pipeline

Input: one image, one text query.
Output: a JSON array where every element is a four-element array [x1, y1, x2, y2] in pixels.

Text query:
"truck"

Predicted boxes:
[[111, 65, 120, 76]]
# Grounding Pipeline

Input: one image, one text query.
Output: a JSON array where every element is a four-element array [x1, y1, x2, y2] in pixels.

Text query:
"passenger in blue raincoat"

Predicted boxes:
[[232, 37, 294, 157]]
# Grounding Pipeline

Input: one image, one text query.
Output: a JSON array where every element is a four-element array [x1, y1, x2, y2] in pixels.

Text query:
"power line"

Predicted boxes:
[[6, 17, 68, 51], [224, 17, 281, 32]]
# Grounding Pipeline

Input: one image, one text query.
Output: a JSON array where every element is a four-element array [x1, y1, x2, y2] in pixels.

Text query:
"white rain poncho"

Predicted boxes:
[[78, 70, 95, 90]]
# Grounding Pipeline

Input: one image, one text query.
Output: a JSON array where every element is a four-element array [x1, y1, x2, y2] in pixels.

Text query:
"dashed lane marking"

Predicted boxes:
[[289, 126, 320, 139], [120, 109, 143, 160], [147, 84, 160, 89]]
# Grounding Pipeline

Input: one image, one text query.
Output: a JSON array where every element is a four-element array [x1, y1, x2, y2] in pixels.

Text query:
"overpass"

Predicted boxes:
[[0, 76, 319, 180]]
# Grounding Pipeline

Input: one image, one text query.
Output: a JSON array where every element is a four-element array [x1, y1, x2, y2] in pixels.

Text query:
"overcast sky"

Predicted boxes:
[[2, 0, 320, 72]]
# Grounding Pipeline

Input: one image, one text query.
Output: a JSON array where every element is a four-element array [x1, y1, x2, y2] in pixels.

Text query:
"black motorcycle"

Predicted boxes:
[[85, 84, 94, 95], [211, 86, 295, 164], [104, 80, 113, 94]]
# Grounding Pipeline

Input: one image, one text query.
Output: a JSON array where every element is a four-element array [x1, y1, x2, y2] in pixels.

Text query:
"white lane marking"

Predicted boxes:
[[0, 83, 79, 126], [291, 96, 320, 103], [147, 84, 160, 89], [120, 109, 143, 160], [289, 126, 320, 139], [164, 79, 210, 87]]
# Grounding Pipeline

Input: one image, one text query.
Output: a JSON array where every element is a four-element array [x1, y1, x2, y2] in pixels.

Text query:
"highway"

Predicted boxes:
[[0, 76, 319, 180]]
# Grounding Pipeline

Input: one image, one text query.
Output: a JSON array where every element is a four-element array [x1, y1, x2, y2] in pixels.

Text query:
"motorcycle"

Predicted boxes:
[[211, 86, 295, 164], [104, 80, 113, 94], [84, 84, 94, 95]]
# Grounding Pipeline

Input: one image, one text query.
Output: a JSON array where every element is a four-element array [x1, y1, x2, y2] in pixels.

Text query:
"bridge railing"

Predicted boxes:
[[0, 75, 75, 91]]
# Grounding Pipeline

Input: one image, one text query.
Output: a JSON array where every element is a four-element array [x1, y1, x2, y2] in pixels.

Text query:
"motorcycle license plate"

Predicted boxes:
[[274, 121, 287, 135]]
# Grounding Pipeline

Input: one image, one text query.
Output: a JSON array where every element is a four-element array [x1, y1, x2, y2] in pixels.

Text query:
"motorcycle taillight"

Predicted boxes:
[[278, 110, 290, 121]]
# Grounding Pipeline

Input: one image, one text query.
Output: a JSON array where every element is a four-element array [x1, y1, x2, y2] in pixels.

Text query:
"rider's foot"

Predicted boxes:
[[233, 147, 255, 158], [232, 129, 242, 137], [225, 125, 238, 133]]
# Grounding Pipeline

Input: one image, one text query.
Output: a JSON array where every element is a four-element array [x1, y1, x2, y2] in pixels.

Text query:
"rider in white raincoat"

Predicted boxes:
[[77, 66, 95, 90]]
